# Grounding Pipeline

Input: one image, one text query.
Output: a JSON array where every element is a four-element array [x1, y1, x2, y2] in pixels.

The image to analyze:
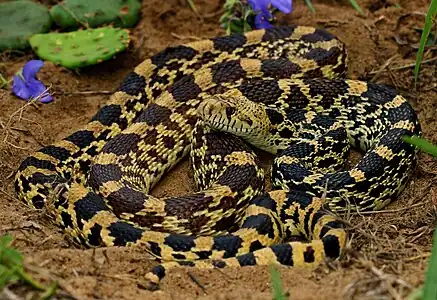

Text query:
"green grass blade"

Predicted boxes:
[[16, 268, 46, 291], [402, 135, 437, 300], [422, 223, 437, 300], [414, 0, 437, 86], [270, 265, 287, 300], [40, 282, 58, 300], [304, 0, 316, 13], [403, 135, 437, 157], [407, 288, 423, 300], [187, 0, 200, 17], [348, 0, 365, 16]]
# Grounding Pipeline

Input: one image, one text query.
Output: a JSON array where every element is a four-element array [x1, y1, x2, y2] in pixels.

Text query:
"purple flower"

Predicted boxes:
[[12, 60, 53, 103], [248, 0, 293, 29]]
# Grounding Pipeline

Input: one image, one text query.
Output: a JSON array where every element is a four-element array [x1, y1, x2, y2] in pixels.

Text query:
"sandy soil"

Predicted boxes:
[[1, 0, 436, 299]]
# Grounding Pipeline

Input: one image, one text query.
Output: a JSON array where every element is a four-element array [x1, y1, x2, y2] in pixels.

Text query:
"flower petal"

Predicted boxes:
[[38, 92, 53, 103], [272, 0, 293, 13], [12, 75, 31, 100], [254, 13, 273, 29], [22, 60, 44, 83], [248, 0, 267, 10], [248, 0, 292, 29], [28, 79, 52, 103]]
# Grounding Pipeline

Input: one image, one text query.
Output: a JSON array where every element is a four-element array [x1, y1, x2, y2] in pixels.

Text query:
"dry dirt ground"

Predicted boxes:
[[1, 0, 437, 299]]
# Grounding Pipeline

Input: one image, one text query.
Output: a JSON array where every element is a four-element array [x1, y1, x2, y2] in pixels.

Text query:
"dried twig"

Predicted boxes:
[[171, 32, 203, 41], [351, 201, 429, 215], [369, 57, 437, 75], [370, 54, 400, 81], [55, 90, 113, 96], [0, 288, 23, 300], [187, 272, 207, 293], [343, 251, 413, 299]]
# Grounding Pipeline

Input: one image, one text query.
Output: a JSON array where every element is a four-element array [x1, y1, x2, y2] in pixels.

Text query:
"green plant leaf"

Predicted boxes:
[[304, 0, 316, 13], [422, 223, 437, 300], [270, 265, 287, 300], [414, 0, 437, 87], [348, 0, 365, 16], [0, 235, 14, 249], [40, 282, 58, 300], [402, 134, 437, 300], [0, 264, 20, 290], [3, 247, 24, 267], [402, 135, 437, 299], [29, 27, 131, 69], [403, 135, 437, 157], [0, 235, 23, 269]]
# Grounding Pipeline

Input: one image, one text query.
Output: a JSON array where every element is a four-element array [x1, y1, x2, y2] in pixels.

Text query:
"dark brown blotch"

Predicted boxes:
[[102, 133, 141, 156], [134, 103, 173, 126]]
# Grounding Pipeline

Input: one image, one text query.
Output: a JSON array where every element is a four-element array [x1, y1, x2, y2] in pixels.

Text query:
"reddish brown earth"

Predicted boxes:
[[0, 1, 436, 299]]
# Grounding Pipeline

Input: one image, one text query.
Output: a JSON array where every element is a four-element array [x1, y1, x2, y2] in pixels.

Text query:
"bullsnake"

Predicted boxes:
[[14, 25, 420, 290]]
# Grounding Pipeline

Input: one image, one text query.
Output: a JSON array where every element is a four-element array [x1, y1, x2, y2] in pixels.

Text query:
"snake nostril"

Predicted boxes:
[[225, 106, 235, 119]]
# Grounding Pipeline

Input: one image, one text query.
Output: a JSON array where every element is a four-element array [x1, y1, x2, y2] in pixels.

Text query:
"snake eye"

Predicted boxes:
[[225, 106, 235, 119]]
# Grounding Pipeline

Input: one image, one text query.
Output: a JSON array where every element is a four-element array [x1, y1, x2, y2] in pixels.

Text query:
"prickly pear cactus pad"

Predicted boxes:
[[0, 0, 52, 52], [29, 27, 130, 69], [50, 0, 142, 30]]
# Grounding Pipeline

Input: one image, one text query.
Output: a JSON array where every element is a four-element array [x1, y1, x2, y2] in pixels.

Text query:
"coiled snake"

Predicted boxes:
[[14, 25, 420, 289]]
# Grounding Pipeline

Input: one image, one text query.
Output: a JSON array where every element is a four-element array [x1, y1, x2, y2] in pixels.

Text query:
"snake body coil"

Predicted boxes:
[[14, 25, 420, 289]]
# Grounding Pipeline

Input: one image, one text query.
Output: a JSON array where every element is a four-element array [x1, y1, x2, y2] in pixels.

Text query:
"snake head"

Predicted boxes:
[[197, 89, 275, 152]]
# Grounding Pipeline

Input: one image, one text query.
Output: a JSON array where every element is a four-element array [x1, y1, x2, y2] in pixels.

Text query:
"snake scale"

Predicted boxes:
[[14, 25, 420, 289]]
